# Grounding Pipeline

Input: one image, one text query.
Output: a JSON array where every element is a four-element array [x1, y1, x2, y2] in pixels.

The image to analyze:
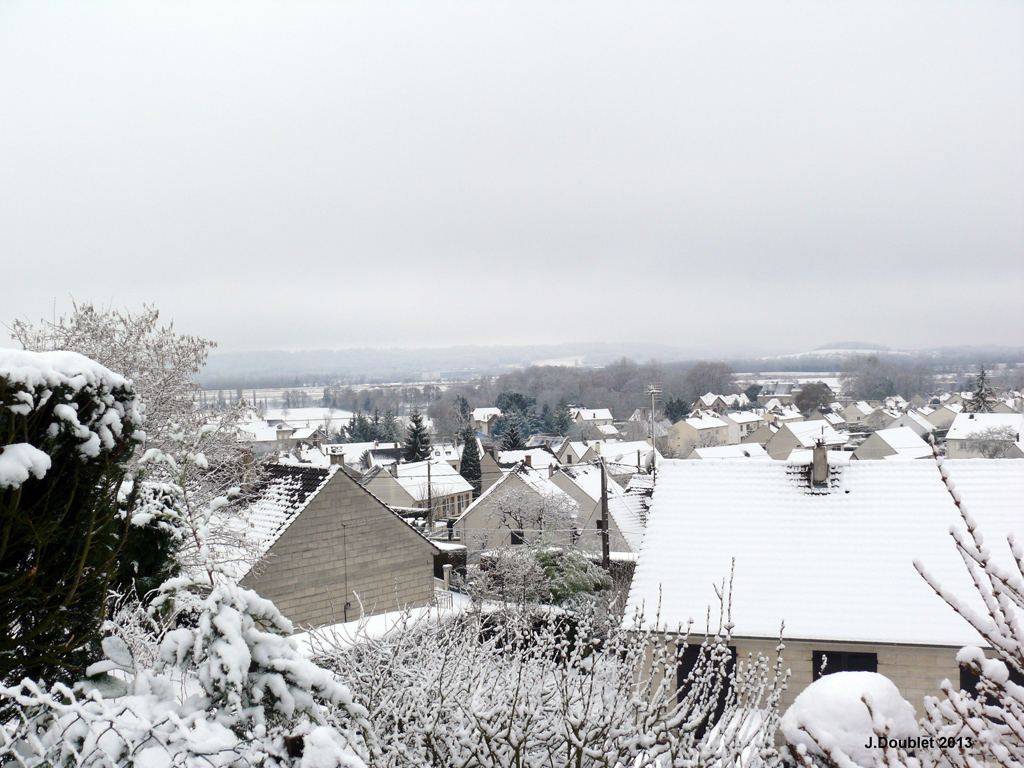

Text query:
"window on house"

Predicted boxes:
[[960, 657, 1024, 703], [677, 643, 737, 738], [812, 650, 877, 680]]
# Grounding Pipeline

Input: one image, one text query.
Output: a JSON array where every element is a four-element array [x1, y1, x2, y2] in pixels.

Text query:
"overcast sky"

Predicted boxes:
[[1, 1, 1022, 356]]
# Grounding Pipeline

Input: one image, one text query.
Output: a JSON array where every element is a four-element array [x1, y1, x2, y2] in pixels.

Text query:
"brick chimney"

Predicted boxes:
[[524, 454, 532, 467]]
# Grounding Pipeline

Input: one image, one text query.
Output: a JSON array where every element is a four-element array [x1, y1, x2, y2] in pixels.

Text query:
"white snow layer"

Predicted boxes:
[[779, 671, 918, 764], [1, 349, 142, 480], [0, 443, 52, 488]]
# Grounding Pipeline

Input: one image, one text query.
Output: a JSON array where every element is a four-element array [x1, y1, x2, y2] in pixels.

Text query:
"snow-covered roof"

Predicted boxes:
[[689, 444, 770, 460], [871, 427, 933, 459], [848, 401, 875, 417], [555, 463, 619, 503], [263, 407, 352, 431], [497, 448, 559, 470], [627, 459, 1024, 646], [725, 411, 762, 425], [684, 414, 728, 430], [234, 464, 337, 578], [946, 412, 1024, 441], [472, 407, 502, 421], [593, 440, 661, 466], [455, 462, 579, 524], [782, 420, 846, 448], [428, 442, 461, 463], [596, 424, 620, 437], [573, 407, 614, 422], [389, 460, 474, 500], [606, 481, 646, 551], [324, 441, 401, 461]]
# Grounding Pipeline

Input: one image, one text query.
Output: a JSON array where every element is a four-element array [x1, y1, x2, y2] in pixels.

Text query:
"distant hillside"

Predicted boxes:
[[815, 341, 891, 352], [198, 341, 709, 386]]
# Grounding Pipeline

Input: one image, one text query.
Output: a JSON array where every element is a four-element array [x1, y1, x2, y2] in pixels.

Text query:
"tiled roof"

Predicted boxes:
[[235, 464, 336, 578], [626, 459, 1024, 646]]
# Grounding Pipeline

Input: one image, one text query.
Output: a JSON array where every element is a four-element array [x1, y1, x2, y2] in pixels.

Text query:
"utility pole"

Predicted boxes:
[[646, 383, 662, 465], [427, 460, 433, 532], [600, 457, 610, 570]]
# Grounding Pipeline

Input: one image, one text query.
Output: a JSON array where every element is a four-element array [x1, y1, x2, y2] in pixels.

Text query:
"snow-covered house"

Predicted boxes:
[[667, 414, 729, 455], [237, 464, 439, 627], [841, 401, 877, 425], [763, 421, 846, 460], [884, 411, 936, 438], [471, 407, 502, 436], [741, 423, 778, 447], [361, 460, 475, 519], [454, 462, 579, 551], [719, 411, 764, 443], [571, 407, 614, 429], [549, 464, 644, 554], [757, 381, 796, 404], [590, 439, 661, 472], [945, 413, 1024, 458], [925, 404, 963, 431], [324, 441, 403, 470], [625, 458, 1024, 712], [851, 427, 933, 460], [556, 440, 598, 466]]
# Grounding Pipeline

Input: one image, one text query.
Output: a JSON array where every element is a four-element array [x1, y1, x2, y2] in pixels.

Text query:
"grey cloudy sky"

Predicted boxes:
[[2, 1, 1022, 356]]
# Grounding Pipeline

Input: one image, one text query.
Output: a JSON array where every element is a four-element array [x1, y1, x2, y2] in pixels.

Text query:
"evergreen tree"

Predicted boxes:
[[966, 364, 995, 413], [404, 411, 432, 462], [455, 395, 471, 430], [459, 425, 482, 497], [554, 399, 573, 436], [502, 419, 526, 450], [380, 409, 400, 441], [664, 396, 691, 423], [1, 350, 143, 686]]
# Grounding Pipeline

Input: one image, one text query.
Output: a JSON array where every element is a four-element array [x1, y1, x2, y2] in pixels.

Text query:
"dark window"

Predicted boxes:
[[510, 529, 524, 545], [960, 658, 1024, 703], [677, 644, 737, 738], [812, 650, 877, 680]]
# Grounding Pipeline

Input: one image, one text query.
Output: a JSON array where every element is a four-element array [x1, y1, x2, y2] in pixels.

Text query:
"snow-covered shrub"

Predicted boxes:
[[314, 601, 786, 768], [1, 349, 143, 686], [779, 672, 919, 768], [0, 580, 375, 768]]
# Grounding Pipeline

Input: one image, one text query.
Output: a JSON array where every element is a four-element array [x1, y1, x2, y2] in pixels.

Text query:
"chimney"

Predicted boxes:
[[391, 461, 399, 477], [812, 439, 828, 486], [524, 454, 532, 467]]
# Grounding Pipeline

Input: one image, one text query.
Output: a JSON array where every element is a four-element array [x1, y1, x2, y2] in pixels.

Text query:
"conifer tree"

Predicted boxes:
[[404, 411, 432, 462], [502, 419, 526, 450], [966, 364, 995, 413], [459, 425, 482, 497]]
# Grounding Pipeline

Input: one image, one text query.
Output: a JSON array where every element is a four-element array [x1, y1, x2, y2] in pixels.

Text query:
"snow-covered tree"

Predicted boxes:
[[458, 425, 482, 497], [403, 411, 431, 462], [1, 350, 143, 687], [314, 596, 787, 768], [501, 419, 526, 450], [11, 303, 259, 579], [965, 364, 995, 413]]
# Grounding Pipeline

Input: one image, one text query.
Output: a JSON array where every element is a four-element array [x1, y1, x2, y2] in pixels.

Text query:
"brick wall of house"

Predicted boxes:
[[242, 472, 437, 628]]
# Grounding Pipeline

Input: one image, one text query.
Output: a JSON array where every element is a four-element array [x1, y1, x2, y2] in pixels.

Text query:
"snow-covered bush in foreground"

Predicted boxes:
[[313, 600, 787, 768], [0, 580, 375, 768], [779, 672, 919, 768]]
